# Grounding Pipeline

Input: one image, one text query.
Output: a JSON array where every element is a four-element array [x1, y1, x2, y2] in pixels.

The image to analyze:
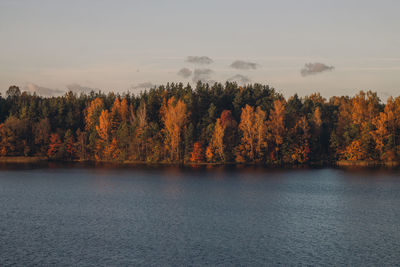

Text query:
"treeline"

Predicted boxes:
[[0, 83, 399, 165]]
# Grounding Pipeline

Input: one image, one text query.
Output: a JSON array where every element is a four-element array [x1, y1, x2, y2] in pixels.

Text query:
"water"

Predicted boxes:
[[0, 164, 400, 266]]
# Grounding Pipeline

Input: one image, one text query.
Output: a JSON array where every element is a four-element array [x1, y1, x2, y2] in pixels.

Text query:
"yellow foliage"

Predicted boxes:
[[161, 97, 188, 162]]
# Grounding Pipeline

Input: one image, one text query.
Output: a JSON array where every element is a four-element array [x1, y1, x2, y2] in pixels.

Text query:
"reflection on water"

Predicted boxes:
[[0, 164, 399, 266]]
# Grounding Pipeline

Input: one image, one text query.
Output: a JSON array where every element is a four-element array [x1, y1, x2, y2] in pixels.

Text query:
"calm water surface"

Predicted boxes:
[[0, 164, 400, 266]]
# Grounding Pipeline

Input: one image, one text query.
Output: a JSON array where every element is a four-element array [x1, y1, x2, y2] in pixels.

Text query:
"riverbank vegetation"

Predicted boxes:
[[0, 83, 399, 166]]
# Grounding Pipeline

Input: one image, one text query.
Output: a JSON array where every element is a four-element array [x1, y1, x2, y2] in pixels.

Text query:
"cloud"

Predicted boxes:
[[177, 68, 192, 79], [192, 68, 214, 83], [230, 60, 258, 70], [227, 74, 251, 84], [186, 56, 214, 65], [24, 83, 64, 96], [66, 83, 98, 94], [133, 82, 155, 89], [301, 62, 334, 76]]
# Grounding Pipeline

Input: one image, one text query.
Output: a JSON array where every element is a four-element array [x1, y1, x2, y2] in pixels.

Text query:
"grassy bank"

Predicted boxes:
[[0, 157, 47, 163], [336, 160, 399, 167], [0, 157, 399, 168]]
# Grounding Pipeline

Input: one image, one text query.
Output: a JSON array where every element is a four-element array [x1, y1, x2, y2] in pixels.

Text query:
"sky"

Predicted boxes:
[[0, 0, 399, 98]]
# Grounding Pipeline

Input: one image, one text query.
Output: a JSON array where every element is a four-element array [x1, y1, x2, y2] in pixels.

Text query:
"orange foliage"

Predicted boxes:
[[85, 98, 104, 130], [0, 123, 8, 156], [110, 98, 129, 132], [96, 110, 111, 143], [291, 141, 310, 164], [132, 103, 149, 161], [237, 105, 267, 162], [205, 146, 213, 162], [267, 99, 286, 160], [64, 136, 77, 159], [190, 142, 204, 163], [341, 140, 366, 161], [161, 97, 188, 162], [206, 118, 225, 162], [95, 109, 112, 160], [220, 110, 235, 128], [48, 133, 62, 158], [119, 98, 129, 121], [313, 107, 322, 129], [104, 138, 122, 161]]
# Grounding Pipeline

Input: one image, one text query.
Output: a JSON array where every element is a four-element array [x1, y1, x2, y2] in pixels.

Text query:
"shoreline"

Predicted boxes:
[[0, 157, 398, 168]]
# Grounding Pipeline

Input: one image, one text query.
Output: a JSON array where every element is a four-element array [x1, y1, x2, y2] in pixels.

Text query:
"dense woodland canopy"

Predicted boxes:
[[0, 82, 399, 165]]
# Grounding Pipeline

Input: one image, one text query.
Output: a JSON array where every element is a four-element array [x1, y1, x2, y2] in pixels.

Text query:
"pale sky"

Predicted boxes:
[[0, 0, 399, 98]]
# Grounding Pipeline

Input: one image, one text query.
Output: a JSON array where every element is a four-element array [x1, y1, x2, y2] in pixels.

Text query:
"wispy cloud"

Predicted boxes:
[[186, 56, 214, 65], [301, 62, 334, 76], [230, 60, 258, 70], [66, 83, 98, 94], [177, 68, 192, 79], [192, 69, 214, 83], [227, 74, 251, 84], [133, 82, 155, 89], [24, 83, 64, 96]]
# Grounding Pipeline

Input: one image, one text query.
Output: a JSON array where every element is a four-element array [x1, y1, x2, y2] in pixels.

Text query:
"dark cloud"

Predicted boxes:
[[177, 68, 192, 79], [301, 62, 334, 76], [186, 56, 214, 65], [227, 74, 251, 84], [133, 82, 155, 89], [24, 83, 64, 96], [192, 68, 214, 83], [230, 60, 258, 70], [66, 83, 97, 94]]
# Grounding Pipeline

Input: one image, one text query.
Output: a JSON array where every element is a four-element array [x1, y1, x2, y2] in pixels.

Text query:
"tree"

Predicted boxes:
[[1, 82, 399, 165], [48, 133, 62, 159], [341, 140, 366, 161], [64, 129, 77, 160], [219, 110, 237, 162], [161, 97, 188, 162], [267, 99, 286, 162], [190, 142, 204, 163], [236, 105, 267, 163], [206, 118, 225, 162], [6, 85, 21, 98], [75, 129, 87, 160], [290, 117, 311, 164], [95, 109, 112, 160], [85, 97, 104, 131], [104, 137, 122, 161], [132, 102, 149, 161], [0, 116, 29, 156], [33, 118, 51, 156], [371, 98, 398, 161]]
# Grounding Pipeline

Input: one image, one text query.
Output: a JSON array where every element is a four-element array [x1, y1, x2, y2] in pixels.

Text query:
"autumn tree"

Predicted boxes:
[[33, 118, 51, 156], [289, 116, 311, 164], [0, 116, 29, 156], [131, 102, 149, 161], [371, 97, 399, 161], [206, 118, 225, 162], [190, 142, 205, 163], [236, 105, 267, 163], [161, 97, 188, 162], [104, 137, 122, 161], [220, 110, 237, 162], [64, 129, 77, 160], [48, 133, 62, 159], [267, 99, 286, 162], [75, 129, 87, 161], [85, 97, 104, 131], [1, 81, 399, 165], [95, 109, 112, 160]]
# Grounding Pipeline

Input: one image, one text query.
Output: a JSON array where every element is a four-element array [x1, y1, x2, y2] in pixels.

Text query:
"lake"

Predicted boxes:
[[0, 164, 400, 266]]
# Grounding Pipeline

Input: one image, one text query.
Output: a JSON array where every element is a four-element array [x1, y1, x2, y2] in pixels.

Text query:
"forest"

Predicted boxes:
[[0, 82, 399, 165]]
